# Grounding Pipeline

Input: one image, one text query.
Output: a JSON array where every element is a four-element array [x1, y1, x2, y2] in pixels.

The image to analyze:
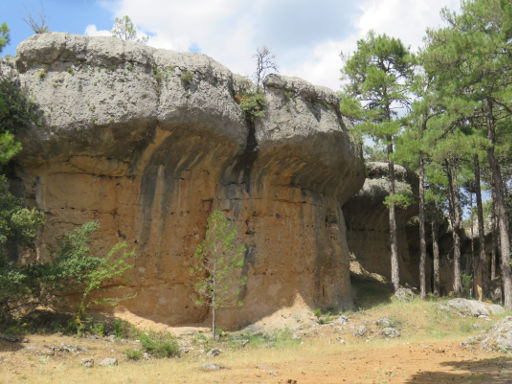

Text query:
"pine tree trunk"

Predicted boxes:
[[491, 195, 497, 280], [212, 270, 216, 340], [387, 146, 399, 292], [432, 221, 440, 296], [486, 101, 512, 310], [447, 159, 462, 295], [419, 154, 427, 299], [474, 153, 487, 300], [468, 191, 474, 276]]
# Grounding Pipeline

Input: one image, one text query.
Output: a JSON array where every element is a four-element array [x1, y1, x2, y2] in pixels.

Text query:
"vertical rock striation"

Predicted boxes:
[[6, 33, 364, 328]]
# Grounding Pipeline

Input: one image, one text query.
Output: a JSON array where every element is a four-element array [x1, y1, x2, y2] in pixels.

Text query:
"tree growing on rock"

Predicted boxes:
[[111, 15, 148, 44], [253, 46, 278, 90], [190, 210, 246, 340]]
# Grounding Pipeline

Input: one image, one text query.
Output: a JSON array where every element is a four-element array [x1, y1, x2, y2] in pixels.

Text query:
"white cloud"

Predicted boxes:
[[95, 0, 460, 90], [84, 24, 110, 37]]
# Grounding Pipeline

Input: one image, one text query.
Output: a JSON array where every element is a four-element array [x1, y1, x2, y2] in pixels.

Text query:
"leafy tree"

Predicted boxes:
[[340, 31, 415, 292], [190, 210, 246, 339], [111, 15, 148, 44]]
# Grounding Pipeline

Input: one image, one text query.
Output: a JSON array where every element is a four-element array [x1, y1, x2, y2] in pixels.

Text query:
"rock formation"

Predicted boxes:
[[343, 162, 420, 286], [3, 33, 364, 328]]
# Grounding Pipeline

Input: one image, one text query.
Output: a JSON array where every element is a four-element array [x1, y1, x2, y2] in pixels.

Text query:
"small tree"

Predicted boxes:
[[111, 15, 148, 44], [23, 7, 49, 34], [190, 210, 246, 339], [253, 46, 278, 90]]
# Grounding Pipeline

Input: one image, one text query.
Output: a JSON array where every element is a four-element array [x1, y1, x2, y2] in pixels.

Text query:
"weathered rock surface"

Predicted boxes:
[[343, 162, 420, 286], [446, 299, 504, 317], [98, 357, 118, 367], [6, 33, 364, 328], [463, 316, 512, 353]]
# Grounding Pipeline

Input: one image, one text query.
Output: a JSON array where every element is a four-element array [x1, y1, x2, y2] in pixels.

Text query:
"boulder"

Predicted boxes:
[[394, 288, 415, 303], [98, 357, 118, 367], [463, 316, 512, 353], [381, 327, 400, 338], [446, 299, 504, 317], [80, 358, 94, 368]]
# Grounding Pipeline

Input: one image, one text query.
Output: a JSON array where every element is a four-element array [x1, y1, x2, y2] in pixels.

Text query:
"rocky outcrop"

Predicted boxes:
[[343, 162, 420, 286], [5, 33, 364, 328]]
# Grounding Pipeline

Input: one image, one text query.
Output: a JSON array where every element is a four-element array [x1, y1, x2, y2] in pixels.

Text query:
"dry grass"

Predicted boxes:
[[1, 277, 511, 383]]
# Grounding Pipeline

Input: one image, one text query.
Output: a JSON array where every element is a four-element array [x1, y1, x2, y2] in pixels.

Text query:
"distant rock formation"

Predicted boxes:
[[3, 33, 364, 328], [343, 162, 421, 286]]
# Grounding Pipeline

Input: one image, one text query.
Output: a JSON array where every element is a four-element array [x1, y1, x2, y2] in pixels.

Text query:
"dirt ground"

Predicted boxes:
[[1, 332, 511, 384]]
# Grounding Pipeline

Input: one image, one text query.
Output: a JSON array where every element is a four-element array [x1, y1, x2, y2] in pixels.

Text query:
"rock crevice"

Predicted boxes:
[[7, 33, 364, 328]]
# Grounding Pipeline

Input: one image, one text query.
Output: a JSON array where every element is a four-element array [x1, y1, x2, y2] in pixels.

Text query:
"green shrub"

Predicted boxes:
[[238, 92, 266, 117], [139, 332, 180, 358], [180, 71, 194, 88], [125, 348, 143, 360]]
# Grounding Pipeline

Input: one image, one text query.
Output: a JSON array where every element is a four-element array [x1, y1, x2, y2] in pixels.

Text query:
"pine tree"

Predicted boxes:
[[190, 210, 246, 339], [423, 0, 512, 308], [340, 31, 415, 292]]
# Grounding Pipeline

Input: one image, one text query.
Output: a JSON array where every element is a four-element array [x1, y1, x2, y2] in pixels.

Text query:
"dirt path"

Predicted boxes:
[[1, 336, 511, 384]]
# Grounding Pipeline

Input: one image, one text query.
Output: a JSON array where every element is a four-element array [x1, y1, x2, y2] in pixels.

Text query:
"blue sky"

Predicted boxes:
[[1, 0, 459, 89]]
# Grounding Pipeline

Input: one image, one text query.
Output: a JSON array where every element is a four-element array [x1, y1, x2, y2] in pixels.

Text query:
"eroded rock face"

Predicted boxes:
[[6, 33, 364, 328], [343, 162, 420, 286]]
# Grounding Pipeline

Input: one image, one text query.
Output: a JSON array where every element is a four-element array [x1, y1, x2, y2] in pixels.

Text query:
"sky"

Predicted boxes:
[[1, 0, 460, 90]]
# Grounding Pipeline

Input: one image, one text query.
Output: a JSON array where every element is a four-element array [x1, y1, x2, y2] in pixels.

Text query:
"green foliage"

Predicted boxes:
[[111, 16, 148, 43], [461, 273, 473, 296], [383, 193, 415, 210], [139, 332, 180, 358], [0, 22, 10, 53], [113, 319, 126, 339], [190, 210, 247, 338], [237, 92, 266, 118], [191, 210, 247, 308], [0, 222, 134, 320], [76, 241, 134, 319], [180, 70, 193, 88], [0, 77, 43, 135], [125, 348, 143, 360]]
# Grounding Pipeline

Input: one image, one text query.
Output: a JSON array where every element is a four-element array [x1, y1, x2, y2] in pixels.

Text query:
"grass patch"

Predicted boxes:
[[139, 332, 180, 358]]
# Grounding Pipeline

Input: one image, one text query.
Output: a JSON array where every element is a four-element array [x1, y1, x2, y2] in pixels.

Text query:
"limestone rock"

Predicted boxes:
[[201, 362, 226, 371], [375, 318, 393, 327], [344, 163, 421, 287], [353, 325, 367, 337], [80, 358, 94, 368], [98, 357, 118, 367], [335, 315, 349, 325], [8, 32, 364, 329], [394, 288, 415, 303], [381, 327, 400, 338], [446, 299, 504, 317], [463, 316, 512, 353], [206, 348, 221, 357]]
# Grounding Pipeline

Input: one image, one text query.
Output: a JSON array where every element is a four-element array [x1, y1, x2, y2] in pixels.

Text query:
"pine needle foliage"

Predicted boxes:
[[190, 210, 246, 339]]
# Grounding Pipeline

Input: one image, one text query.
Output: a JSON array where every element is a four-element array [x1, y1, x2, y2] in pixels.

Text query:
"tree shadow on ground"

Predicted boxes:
[[351, 273, 394, 310], [406, 357, 512, 383]]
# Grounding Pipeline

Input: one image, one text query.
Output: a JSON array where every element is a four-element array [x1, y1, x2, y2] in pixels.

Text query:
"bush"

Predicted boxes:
[[125, 348, 143, 360], [139, 332, 180, 358], [238, 92, 266, 118]]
